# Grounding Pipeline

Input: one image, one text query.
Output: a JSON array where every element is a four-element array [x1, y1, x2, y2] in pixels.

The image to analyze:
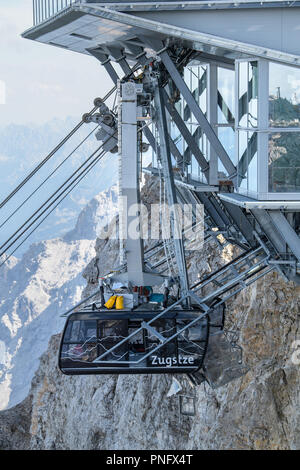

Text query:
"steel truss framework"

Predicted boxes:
[[90, 41, 299, 263]]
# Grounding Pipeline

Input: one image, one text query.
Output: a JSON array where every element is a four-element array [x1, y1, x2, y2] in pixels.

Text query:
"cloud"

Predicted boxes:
[[287, 76, 300, 92], [0, 80, 6, 105], [70, 195, 89, 206], [35, 83, 63, 93], [54, 208, 77, 224]]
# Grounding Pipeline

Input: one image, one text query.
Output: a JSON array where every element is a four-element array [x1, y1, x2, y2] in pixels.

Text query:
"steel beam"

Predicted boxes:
[[221, 199, 256, 246], [87, 47, 119, 85], [251, 209, 287, 255], [154, 86, 190, 296], [195, 192, 230, 230], [162, 89, 210, 181], [105, 46, 132, 76], [268, 211, 300, 262], [208, 64, 218, 185]]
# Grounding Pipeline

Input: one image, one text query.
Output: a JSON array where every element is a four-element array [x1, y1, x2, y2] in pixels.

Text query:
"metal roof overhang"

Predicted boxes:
[[22, 3, 300, 66]]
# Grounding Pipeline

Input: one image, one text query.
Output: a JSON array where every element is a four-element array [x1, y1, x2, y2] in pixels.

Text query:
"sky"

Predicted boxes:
[[0, 0, 113, 126]]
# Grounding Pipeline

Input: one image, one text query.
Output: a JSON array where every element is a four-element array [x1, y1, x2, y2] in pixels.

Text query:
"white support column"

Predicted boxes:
[[119, 82, 145, 285], [117, 82, 165, 287], [235, 59, 239, 190]]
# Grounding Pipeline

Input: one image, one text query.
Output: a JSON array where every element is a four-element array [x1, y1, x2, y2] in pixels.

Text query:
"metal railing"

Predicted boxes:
[[33, 0, 79, 25]]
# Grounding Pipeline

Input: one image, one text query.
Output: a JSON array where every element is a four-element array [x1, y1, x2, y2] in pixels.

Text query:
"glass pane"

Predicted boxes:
[[248, 132, 258, 192], [186, 125, 207, 183], [248, 61, 258, 128], [184, 67, 191, 87], [218, 127, 236, 165], [218, 68, 234, 125], [238, 131, 248, 189], [239, 62, 248, 127], [97, 320, 128, 362], [183, 66, 207, 123], [61, 343, 98, 363], [199, 67, 207, 114], [269, 63, 300, 128], [238, 61, 258, 129], [191, 67, 198, 96], [268, 132, 300, 192]]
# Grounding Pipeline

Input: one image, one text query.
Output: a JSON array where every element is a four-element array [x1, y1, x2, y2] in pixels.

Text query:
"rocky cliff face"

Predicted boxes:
[[0, 178, 299, 450]]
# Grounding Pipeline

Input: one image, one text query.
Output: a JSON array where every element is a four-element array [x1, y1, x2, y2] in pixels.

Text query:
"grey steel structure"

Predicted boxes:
[[23, 1, 300, 386]]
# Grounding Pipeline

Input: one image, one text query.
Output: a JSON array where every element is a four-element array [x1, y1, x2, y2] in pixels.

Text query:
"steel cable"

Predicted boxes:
[[0, 125, 99, 230], [0, 146, 106, 256], [0, 86, 116, 209], [0, 150, 106, 268]]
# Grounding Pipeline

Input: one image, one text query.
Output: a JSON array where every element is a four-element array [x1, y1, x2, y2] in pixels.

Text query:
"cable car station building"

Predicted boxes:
[[22, 1, 300, 383]]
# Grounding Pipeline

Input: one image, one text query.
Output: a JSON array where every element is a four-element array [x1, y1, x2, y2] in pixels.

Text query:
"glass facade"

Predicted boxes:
[[182, 65, 208, 183], [268, 63, 300, 193], [162, 57, 300, 199], [237, 59, 300, 198], [172, 64, 236, 183], [218, 67, 235, 178], [237, 60, 258, 196]]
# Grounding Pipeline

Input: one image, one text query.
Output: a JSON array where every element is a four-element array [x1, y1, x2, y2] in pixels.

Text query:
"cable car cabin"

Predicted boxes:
[[58, 308, 221, 375]]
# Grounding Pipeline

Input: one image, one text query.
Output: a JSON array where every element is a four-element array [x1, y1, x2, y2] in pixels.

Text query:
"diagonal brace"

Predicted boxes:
[[154, 86, 190, 297], [87, 48, 119, 85]]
